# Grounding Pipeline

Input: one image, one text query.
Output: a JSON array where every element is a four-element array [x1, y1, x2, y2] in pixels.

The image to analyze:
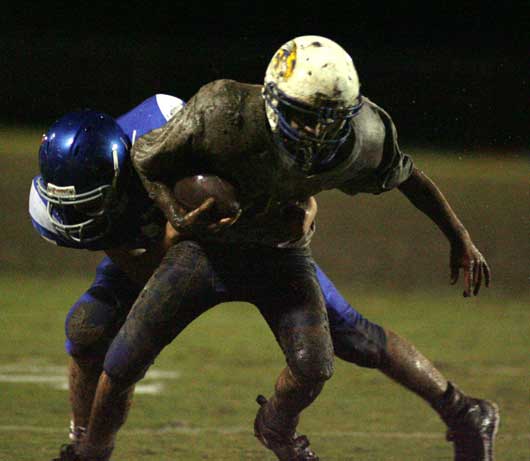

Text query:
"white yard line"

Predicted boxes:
[[0, 365, 179, 394]]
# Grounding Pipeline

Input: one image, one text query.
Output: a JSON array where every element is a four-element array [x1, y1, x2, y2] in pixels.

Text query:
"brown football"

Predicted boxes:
[[173, 174, 241, 222]]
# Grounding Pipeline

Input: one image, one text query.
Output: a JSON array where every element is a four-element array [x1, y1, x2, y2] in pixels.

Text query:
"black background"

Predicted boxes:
[[2, 3, 526, 149]]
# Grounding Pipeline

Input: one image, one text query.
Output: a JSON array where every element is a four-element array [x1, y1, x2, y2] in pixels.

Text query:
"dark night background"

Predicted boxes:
[[1, 3, 527, 150]]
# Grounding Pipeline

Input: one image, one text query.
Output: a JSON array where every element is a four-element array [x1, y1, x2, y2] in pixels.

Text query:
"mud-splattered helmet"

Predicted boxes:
[[263, 35, 363, 172]]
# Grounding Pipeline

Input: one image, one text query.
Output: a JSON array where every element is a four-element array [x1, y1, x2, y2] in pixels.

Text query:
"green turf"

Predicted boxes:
[[1, 128, 528, 459], [0, 274, 528, 460]]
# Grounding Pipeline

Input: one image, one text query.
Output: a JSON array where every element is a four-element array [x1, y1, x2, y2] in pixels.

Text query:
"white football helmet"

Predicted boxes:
[[263, 35, 363, 172]]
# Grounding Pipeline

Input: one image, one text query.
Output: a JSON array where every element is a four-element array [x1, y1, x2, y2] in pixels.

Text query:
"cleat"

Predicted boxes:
[[435, 383, 500, 461], [254, 395, 319, 461], [52, 444, 81, 461], [446, 399, 499, 461]]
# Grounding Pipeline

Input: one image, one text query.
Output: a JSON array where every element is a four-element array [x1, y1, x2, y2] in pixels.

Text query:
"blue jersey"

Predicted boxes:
[[29, 94, 185, 251]]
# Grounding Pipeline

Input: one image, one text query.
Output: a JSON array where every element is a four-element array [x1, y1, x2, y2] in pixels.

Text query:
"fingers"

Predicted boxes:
[[452, 243, 491, 298], [472, 258, 491, 295], [450, 265, 459, 285], [463, 257, 491, 297], [463, 261, 474, 297], [483, 259, 491, 288], [197, 197, 216, 213], [473, 261, 483, 296], [207, 211, 241, 233], [181, 198, 216, 226]]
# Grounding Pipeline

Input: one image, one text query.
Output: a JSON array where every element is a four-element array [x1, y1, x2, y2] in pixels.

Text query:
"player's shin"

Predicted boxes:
[[77, 372, 134, 461], [68, 357, 103, 438], [379, 329, 448, 403], [271, 366, 325, 426]]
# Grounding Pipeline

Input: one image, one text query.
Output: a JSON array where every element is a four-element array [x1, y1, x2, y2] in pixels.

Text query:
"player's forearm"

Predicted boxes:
[[398, 168, 469, 244], [104, 248, 157, 286], [105, 223, 181, 286]]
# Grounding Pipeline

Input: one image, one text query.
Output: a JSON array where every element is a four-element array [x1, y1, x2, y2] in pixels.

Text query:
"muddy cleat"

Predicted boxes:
[[435, 383, 500, 461], [254, 395, 319, 461], [52, 444, 81, 461]]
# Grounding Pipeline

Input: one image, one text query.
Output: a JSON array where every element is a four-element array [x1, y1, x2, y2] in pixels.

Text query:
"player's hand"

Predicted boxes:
[[165, 221, 182, 244], [170, 197, 216, 235], [450, 238, 491, 297], [172, 197, 240, 236], [205, 208, 242, 233], [281, 197, 317, 242]]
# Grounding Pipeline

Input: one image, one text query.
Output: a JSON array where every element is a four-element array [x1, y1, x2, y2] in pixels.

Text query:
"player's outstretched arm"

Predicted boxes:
[[398, 167, 491, 297]]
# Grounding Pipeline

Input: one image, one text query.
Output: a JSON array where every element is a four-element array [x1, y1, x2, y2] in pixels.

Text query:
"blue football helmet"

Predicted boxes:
[[37, 110, 131, 243]]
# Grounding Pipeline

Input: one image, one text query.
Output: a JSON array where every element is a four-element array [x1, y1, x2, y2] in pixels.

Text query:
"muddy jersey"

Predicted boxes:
[[132, 80, 414, 247], [29, 94, 185, 251]]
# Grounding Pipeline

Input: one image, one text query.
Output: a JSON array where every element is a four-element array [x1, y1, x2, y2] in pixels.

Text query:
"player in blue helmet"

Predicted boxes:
[[30, 95, 338, 459], [33, 86, 495, 460], [30, 95, 187, 460]]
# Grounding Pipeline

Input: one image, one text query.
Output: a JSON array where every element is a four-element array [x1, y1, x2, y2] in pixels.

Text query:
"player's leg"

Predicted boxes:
[[62, 257, 142, 442], [252, 250, 333, 461], [315, 263, 499, 461], [77, 241, 224, 461]]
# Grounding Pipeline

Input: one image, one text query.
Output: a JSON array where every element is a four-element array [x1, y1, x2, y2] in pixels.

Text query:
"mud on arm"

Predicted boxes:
[[131, 108, 199, 231]]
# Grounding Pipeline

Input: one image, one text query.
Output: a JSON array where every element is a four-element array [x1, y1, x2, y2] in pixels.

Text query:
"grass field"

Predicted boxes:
[[1, 128, 528, 459], [1, 275, 528, 460]]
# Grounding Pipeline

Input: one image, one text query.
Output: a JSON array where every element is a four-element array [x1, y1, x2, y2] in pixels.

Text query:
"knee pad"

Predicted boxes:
[[65, 286, 126, 359], [332, 317, 387, 369]]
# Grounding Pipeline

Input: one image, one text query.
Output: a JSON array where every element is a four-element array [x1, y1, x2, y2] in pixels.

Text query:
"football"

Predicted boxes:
[[173, 174, 241, 222]]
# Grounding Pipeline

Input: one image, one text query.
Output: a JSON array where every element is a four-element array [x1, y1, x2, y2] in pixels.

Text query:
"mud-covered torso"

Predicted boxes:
[[133, 80, 413, 246]]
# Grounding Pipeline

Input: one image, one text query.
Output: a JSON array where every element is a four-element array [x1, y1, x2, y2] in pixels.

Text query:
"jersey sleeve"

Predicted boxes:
[[131, 82, 227, 183], [372, 106, 414, 192], [339, 103, 414, 195], [117, 94, 186, 143]]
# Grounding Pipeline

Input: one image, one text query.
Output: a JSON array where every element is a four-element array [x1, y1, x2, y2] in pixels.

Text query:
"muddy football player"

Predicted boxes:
[[35, 36, 497, 461], [129, 36, 497, 461]]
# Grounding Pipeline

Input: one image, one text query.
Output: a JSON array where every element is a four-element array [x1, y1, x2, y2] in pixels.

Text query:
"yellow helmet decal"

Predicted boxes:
[[272, 41, 297, 80]]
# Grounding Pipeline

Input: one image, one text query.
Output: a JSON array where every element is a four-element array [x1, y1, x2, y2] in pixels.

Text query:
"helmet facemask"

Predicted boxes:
[[37, 176, 128, 243], [263, 82, 362, 172]]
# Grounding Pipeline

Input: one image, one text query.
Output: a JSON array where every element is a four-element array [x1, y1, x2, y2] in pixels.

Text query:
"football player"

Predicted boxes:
[[33, 95, 446, 461], [35, 34, 498, 458], [122, 35, 494, 461], [30, 94, 186, 460]]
